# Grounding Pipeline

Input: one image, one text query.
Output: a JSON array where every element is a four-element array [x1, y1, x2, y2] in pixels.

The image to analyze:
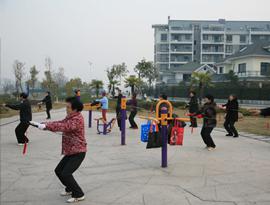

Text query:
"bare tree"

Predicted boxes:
[[13, 60, 25, 93], [53, 67, 68, 88]]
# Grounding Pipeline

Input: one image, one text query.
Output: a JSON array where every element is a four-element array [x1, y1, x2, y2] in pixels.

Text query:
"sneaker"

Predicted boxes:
[[60, 190, 72, 196], [226, 134, 233, 136], [233, 135, 239, 138], [207, 147, 216, 151], [66, 196, 85, 203]]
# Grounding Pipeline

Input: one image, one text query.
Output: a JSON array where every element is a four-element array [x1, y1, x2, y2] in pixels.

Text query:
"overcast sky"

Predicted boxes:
[[0, 0, 270, 85]]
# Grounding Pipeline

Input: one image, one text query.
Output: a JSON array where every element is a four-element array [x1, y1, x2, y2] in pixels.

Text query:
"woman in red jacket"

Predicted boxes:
[[31, 97, 86, 203]]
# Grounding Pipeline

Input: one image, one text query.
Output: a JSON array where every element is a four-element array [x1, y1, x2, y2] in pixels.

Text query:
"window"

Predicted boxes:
[[161, 34, 167, 41], [183, 74, 191, 81], [226, 45, 233, 53], [238, 63, 246, 73], [203, 35, 209, 41], [240, 35, 246, 43], [261, 62, 270, 75], [219, 67, 224, 74], [226, 35, 232, 42], [194, 40, 197, 45], [185, 34, 191, 40]]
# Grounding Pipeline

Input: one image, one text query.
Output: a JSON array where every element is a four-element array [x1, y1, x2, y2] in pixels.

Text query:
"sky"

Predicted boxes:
[[0, 0, 270, 86]]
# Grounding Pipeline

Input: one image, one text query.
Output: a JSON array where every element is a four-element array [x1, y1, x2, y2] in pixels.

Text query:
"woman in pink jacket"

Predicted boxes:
[[31, 97, 86, 203]]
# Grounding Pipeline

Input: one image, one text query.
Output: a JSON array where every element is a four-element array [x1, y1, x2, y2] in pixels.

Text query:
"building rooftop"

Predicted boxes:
[[171, 62, 203, 73], [153, 19, 270, 31], [219, 41, 270, 63]]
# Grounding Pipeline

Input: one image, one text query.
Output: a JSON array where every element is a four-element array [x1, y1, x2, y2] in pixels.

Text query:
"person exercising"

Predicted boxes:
[[5, 93, 32, 145], [31, 97, 86, 203]]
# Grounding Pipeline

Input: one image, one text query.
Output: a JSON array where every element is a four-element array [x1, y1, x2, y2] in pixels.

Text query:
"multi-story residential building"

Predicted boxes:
[[153, 17, 270, 85]]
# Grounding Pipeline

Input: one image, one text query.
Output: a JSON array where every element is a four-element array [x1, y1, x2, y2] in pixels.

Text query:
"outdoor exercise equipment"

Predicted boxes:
[[139, 100, 190, 168], [94, 118, 116, 135], [83, 102, 101, 128], [120, 96, 127, 145]]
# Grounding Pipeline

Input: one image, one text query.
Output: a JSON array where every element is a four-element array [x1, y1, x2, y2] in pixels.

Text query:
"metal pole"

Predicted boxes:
[[161, 107, 168, 168], [121, 96, 127, 145]]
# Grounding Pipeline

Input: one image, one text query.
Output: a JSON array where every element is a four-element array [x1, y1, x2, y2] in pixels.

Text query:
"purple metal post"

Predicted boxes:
[[121, 96, 126, 145], [161, 108, 168, 168], [88, 110, 92, 128]]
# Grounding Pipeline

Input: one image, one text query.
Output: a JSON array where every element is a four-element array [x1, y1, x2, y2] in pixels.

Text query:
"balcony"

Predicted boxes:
[[202, 49, 224, 53], [171, 48, 192, 53], [237, 71, 268, 77]]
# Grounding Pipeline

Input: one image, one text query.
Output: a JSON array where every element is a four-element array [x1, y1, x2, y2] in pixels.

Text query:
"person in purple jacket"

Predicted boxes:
[[127, 93, 138, 129]]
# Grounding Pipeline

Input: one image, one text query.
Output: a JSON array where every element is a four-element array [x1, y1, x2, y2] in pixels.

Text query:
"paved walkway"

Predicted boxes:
[[1, 109, 270, 205]]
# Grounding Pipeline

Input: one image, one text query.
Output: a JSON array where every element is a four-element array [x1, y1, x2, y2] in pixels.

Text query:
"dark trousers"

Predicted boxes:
[[190, 116, 197, 127], [46, 108, 51, 119], [15, 122, 29, 143], [200, 127, 216, 148], [116, 109, 121, 130], [55, 152, 86, 198], [224, 119, 238, 136], [129, 111, 138, 128]]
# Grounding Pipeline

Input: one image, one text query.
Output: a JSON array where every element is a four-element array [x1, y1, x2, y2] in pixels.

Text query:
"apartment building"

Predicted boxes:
[[152, 17, 270, 84]]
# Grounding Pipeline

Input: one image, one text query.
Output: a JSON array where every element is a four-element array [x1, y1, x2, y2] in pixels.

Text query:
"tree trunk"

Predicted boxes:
[[131, 85, 134, 96]]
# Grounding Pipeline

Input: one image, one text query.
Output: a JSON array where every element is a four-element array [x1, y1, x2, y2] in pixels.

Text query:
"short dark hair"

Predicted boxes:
[[159, 93, 167, 100], [20, 92, 28, 99], [46, 91, 50, 95], [65, 97, 83, 112], [204, 94, 214, 103], [190, 91, 196, 95]]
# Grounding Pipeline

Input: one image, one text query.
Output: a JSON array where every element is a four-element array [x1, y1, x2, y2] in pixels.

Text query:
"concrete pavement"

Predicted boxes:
[[1, 109, 270, 205]]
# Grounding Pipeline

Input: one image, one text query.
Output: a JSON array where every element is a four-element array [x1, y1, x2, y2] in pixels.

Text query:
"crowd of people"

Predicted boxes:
[[3, 90, 270, 203]]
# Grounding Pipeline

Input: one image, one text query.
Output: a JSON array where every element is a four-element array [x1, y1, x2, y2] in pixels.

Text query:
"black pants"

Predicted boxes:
[[190, 116, 197, 127], [129, 111, 138, 128], [224, 119, 238, 136], [200, 127, 216, 148], [55, 152, 86, 198], [46, 108, 51, 119], [116, 109, 121, 131], [15, 122, 29, 143]]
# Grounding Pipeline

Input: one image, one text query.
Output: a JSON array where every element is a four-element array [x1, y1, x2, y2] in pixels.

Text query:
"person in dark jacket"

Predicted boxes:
[[186, 91, 199, 127], [221, 94, 239, 138], [127, 93, 138, 129], [196, 94, 217, 151], [40, 91, 52, 119], [5, 93, 32, 145], [115, 88, 123, 131]]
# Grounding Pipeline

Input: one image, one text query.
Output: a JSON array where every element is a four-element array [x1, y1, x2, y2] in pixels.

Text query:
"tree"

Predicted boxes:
[[124, 75, 142, 95], [106, 67, 119, 96], [134, 59, 158, 86], [89, 80, 104, 98], [226, 70, 239, 84], [191, 72, 213, 104], [27, 65, 39, 97], [113, 63, 128, 85], [41, 57, 58, 100], [13, 60, 25, 93], [65, 78, 83, 96], [53, 67, 68, 88], [134, 59, 158, 94]]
